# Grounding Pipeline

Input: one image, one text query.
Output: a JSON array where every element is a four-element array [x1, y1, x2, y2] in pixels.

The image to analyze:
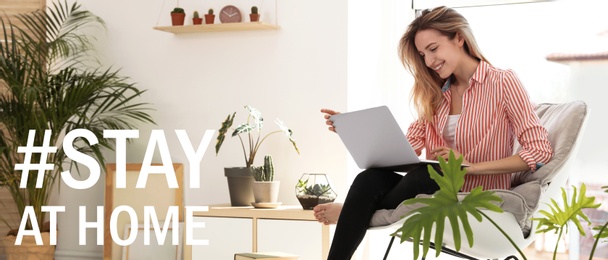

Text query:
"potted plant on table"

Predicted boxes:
[[0, 2, 154, 259], [192, 10, 202, 25], [204, 8, 215, 24], [216, 105, 299, 206], [170, 7, 185, 26], [295, 173, 337, 209], [250, 6, 260, 22], [251, 155, 281, 208]]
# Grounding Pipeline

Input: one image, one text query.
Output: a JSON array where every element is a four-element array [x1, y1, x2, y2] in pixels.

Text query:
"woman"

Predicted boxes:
[[315, 6, 553, 260]]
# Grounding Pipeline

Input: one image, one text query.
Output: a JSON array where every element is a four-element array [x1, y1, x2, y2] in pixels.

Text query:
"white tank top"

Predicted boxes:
[[443, 114, 460, 149]]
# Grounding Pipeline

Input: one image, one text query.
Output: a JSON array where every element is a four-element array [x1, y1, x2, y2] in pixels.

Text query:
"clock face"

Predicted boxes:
[[219, 5, 242, 23]]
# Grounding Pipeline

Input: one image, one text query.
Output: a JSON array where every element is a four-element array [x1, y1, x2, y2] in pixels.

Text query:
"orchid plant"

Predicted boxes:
[[215, 105, 299, 168]]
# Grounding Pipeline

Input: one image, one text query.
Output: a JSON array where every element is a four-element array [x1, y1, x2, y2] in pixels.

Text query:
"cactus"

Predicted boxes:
[[193, 11, 200, 18], [251, 6, 258, 14], [252, 155, 275, 181], [171, 7, 185, 14], [208, 8, 214, 15], [263, 155, 274, 181]]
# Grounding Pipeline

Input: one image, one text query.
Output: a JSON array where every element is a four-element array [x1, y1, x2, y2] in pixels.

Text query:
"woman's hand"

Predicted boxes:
[[431, 146, 477, 173], [321, 109, 340, 132], [430, 146, 472, 166]]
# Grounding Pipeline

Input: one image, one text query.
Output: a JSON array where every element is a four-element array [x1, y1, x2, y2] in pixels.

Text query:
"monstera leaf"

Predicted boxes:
[[393, 151, 503, 259]]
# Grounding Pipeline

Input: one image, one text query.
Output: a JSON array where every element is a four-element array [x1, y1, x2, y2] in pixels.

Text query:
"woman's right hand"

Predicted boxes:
[[321, 109, 340, 133]]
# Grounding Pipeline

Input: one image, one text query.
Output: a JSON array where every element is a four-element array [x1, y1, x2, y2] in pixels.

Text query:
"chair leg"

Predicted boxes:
[[383, 236, 396, 260]]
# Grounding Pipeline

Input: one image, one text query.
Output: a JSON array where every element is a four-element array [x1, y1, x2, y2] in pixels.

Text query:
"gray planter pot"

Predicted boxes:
[[224, 167, 254, 206]]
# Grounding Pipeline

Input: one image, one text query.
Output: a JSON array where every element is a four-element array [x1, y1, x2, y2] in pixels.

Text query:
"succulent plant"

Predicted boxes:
[[251, 6, 258, 14], [296, 179, 333, 197], [252, 155, 275, 181], [193, 11, 200, 18], [208, 8, 214, 15], [171, 7, 185, 14]]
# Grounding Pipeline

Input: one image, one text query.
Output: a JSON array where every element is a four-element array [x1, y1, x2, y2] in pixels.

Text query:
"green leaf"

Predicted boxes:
[[215, 112, 235, 154], [232, 123, 255, 137], [275, 118, 300, 155], [393, 151, 503, 259], [245, 105, 263, 130], [532, 183, 599, 236]]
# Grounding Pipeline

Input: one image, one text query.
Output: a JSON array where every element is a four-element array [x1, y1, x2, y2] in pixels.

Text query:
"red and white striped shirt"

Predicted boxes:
[[406, 61, 553, 192]]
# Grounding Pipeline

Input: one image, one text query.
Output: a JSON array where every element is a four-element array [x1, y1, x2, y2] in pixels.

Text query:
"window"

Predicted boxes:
[[413, 0, 552, 9]]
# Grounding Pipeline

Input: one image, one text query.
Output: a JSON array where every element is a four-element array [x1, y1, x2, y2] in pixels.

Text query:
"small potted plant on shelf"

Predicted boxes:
[[216, 105, 299, 206], [171, 7, 185, 26], [250, 6, 260, 22], [251, 155, 281, 208], [192, 10, 202, 25], [205, 8, 215, 24], [295, 173, 337, 210]]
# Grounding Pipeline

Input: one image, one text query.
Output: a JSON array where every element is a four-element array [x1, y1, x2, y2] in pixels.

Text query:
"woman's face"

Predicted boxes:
[[414, 29, 463, 79]]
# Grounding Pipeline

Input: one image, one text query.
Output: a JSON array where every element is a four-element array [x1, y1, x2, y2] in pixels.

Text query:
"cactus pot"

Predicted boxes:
[[225, 167, 255, 206], [192, 17, 203, 25], [252, 181, 280, 203], [249, 13, 260, 22], [171, 13, 185, 26], [204, 14, 215, 24]]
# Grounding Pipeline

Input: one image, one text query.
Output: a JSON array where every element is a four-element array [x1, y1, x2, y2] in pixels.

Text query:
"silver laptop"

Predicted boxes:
[[330, 106, 441, 171]]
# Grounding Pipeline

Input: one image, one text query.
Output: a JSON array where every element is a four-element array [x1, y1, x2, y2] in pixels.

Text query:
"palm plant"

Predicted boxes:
[[0, 1, 154, 233]]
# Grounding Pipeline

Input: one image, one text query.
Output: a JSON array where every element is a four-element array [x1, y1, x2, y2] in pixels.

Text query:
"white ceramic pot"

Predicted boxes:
[[252, 181, 280, 203]]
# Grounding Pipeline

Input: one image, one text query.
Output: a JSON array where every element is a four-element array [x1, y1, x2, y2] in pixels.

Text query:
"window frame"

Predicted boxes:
[[413, 0, 554, 9]]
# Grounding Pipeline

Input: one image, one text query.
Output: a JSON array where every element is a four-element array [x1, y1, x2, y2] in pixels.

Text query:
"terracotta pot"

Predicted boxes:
[[3, 233, 55, 260], [192, 17, 203, 25], [250, 13, 260, 22], [171, 13, 185, 26], [204, 14, 215, 24]]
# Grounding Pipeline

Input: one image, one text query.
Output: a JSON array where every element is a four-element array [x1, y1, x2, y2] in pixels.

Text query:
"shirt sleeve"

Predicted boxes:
[[406, 119, 426, 156], [502, 70, 553, 171]]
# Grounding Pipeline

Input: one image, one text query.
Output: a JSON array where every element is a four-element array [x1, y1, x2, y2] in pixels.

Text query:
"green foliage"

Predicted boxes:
[[393, 151, 503, 259], [530, 184, 599, 259], [193, 11, 200, 18], [0, 1, 154, 231], [251, 6, 259, 14], [172, 7, 185, 14], [296, 179, 332, 197], [252, 155, 275, 181], [215, 106, 299, 168], [533, 184, 598, 235], [208, 8, 214, 15]]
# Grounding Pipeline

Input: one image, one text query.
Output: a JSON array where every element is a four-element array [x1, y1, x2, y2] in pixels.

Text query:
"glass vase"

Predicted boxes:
[[295, 173, 337, 210]]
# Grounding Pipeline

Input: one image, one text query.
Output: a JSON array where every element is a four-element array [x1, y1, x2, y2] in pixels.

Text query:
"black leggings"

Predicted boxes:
[[327, 165, 440, 260]]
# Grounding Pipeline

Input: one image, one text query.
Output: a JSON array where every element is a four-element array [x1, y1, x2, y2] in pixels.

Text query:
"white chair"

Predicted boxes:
[[368, 101, 589, 260]]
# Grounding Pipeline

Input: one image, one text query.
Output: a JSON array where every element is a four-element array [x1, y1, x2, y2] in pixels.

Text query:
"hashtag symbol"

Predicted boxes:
[[14, 130, 57, 188]]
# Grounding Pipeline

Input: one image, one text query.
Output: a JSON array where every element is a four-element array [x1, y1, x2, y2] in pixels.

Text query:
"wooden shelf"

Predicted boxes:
[[153, 22, 280, 34]]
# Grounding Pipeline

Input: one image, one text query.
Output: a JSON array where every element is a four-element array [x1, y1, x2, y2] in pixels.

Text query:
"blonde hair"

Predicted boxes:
[[399, 6, 488, 121]]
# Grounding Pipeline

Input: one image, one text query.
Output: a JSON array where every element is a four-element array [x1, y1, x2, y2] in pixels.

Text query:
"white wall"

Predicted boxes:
[[47, 0, 608, 259], [51, 0, 349, 257]]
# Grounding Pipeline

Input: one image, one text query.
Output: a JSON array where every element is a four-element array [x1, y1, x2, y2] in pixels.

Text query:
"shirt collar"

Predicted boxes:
[[440, 60, 488, 93]]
